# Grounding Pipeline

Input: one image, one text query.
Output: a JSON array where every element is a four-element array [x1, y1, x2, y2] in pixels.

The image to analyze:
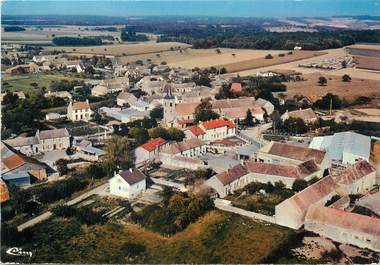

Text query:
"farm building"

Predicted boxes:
[[281, 108, 318, 123], [305, 205, 380, 252], [256, 141, 331, 177], [275, 160, 376, 229], [309, 131, 371, 164]]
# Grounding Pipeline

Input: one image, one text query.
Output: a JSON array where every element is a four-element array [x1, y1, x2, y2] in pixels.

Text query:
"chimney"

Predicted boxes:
[[129, 168, 133, 173]]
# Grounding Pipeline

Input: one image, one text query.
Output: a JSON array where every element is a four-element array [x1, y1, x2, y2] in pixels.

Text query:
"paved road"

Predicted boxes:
[[240, 123, 272, 146], [17, 183, 109, 232], [214, 198, 276, 224]]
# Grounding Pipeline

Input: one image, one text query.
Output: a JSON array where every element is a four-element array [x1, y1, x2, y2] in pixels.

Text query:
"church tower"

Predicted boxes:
[[163, 84, 176, 127]]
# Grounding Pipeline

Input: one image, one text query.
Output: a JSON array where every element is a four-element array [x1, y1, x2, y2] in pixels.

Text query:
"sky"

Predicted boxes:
[[2, 0, 380, 18]]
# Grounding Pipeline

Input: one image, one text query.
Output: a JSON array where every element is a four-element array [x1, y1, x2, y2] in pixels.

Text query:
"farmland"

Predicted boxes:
[[2, 25, 123, 44], [3, 210, 293, 264], [2, 73, 78, 93], [44, 42, 191, 56], [284, 73, 380, 101]]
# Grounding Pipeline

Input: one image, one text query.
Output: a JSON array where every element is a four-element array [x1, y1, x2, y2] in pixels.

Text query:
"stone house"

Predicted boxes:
[[3, 128, 71, 155], [281, 108, 318, 124], [67, 100, 93, 122], [135, 137, 168, 165], [117, 91, 138, 107], [185, 118, 236, 142]]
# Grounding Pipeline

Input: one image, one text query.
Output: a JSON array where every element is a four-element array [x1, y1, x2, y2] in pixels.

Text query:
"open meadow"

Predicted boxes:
[[284, 72, 380, 101], [3, 210, 293, 264], [2, 73, 78, 93]]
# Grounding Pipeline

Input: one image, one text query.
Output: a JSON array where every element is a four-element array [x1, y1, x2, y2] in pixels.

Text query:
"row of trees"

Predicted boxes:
[[52, 37, 103, 46]]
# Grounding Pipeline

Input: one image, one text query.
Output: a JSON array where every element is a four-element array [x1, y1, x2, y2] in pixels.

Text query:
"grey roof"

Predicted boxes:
[[38, 128, 70, 140], [309, 131, 371, 161], [80, 146, 106, 156], [4, 136, 39, 147], [119, 169, 146, 185], [236, 142, 261, 157]]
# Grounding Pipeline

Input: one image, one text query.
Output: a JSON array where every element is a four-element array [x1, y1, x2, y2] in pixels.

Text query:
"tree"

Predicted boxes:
[[215, 84, 234, 99], [194, 98, 220, 122], [150, 107, 163, 120], [215, 48, 221, 54], [104, 136, 134, 174], [292, 179, 308, 192], [2, 92, 19, 105], [341, 60, 347, 68], [85, 163, 106, 180], [282, 117, 308, 134], [148, 127, 169, 140], [314, 93, 342, 110], [128, 128, 149, 145], [271, 110, 281, 135], [342, 74, 351, 82], [55, 159, 69, 176], [167, 127, 185, 142], [244, 109, 254, 127], [318, 76, 327, 86]]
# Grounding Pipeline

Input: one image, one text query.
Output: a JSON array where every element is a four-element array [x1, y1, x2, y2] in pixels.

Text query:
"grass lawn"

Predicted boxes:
[[2, 73, 77, 93], [2, 210, 294, 264]]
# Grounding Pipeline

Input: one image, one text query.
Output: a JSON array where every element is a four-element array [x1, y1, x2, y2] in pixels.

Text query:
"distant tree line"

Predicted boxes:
[[159, 29, 380, 50], [52, 37, 103, 46], [4, 26, 26, 32], [120, 27, 149, 42]]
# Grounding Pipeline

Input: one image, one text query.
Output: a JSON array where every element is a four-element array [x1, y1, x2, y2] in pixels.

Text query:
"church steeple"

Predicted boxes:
[[164, 84, 174, 99]]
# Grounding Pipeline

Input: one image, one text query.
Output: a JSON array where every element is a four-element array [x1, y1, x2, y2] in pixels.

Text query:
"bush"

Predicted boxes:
[[265, 54, 273, 59], [52, 205, 77, 218], [292, 179, 308, 192]]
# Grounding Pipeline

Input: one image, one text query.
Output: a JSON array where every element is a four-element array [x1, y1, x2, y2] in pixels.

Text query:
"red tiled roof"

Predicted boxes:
[[177, 119, 195, 125], [306, 205, 380, 236], [2, 154, 41, 171], [267, 142, 326, 165], [139, 137, 166, 152], [72, 101, 90, 110], [201, 118, 235, 130], [230, 83, 242, 93], [5, 64, 31, 74], [245, 159, 319, 179], [215, 164, 248, 186], [188, 126, 205, 136], [175, 102, 198, 116]]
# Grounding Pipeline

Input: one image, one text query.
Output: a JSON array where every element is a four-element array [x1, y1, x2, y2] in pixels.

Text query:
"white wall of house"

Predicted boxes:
[[201, 126, 235, 142], [109, 174, 146, 199], [305, 215, 380, 252], [68, 108, 92, 122]]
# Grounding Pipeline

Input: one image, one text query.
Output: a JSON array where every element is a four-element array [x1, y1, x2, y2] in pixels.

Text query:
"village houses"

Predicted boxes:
[[185, 118, 236, 142], [135, 137, 168, 165], [3, 128, 71, 156], [67, 100, 93, 122]]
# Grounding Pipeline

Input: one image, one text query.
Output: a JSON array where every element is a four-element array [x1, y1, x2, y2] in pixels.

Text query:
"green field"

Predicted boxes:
[[2, 73, 77, 94], [2, 210, 293, 264]]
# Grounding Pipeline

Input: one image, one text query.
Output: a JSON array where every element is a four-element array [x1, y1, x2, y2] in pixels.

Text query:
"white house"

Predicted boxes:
[[67, 100, 93, 122], [109, 169, 146, 199], [185, 118, 236, 142], [91, 77, 129, 96], [309, 131, 371, 165], [135, 137, 167, 165]]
